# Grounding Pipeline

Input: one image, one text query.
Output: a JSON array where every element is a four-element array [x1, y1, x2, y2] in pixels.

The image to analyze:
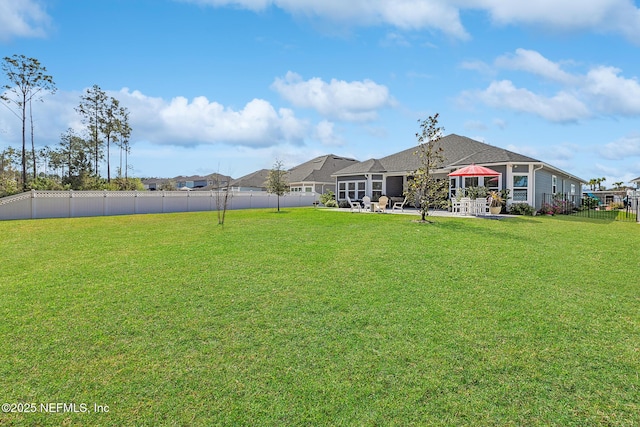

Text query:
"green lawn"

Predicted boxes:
[[1, 208, 638, 426]]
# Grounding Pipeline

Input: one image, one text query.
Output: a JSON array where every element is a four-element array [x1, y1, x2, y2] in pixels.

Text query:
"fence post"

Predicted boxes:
[[69, 190, 73, 218], [31, 189, 36, 219]]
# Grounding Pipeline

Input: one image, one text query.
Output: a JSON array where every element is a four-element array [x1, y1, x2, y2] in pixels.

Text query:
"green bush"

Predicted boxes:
[[320, 191, 335, 206], [324, 199, 338, 208], [509, 203, 535, 216], [26, 177, 65, 191]]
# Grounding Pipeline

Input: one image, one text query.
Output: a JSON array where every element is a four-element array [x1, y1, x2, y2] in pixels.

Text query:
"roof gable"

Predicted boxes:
[[288, 154, 359, 183]]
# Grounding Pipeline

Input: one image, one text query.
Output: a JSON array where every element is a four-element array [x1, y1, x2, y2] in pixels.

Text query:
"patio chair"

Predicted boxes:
[[374, 196, 388, 213], [347, 196, 361, 212], [451, 198, 462, 214], [362, 196, 372, 212], [392, 196, 408, 212], [460, 197, 472, 215], [475, 198, 489, 216]]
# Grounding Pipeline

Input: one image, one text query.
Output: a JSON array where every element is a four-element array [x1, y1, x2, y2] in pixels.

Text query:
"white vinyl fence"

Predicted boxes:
[[0, 190, 320, 221]]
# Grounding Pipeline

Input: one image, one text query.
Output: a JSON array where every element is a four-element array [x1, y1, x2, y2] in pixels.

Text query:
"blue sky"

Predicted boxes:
[[1, 0, 640, 185]]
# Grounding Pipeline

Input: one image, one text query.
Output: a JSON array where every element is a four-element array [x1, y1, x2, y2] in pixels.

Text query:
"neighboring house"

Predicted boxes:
[[332, 134, 585, 209], [194, 173, 232, 191], [230, 169, 270, 192], [288, 154, 359, 194], [631, 177, 640, 189], [142, 178, 172, 191], [143, 173, 231, 191], [175, 175, 210, 189]]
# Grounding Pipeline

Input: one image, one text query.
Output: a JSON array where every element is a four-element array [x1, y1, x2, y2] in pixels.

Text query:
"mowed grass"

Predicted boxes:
[[1, 208, 638, 426]]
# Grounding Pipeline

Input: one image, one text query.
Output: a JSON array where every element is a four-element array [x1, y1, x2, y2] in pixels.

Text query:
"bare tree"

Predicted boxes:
[[214, 173, 233, 225]]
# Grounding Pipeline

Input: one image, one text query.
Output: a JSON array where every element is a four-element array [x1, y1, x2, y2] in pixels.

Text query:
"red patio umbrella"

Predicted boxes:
[[448, 164, 501, 177]]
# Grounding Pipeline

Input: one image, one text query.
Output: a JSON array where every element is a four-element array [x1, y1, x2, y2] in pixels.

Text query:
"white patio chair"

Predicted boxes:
[[374, 196, 388, 213], [347, 196, 361, 212], [362, 196, 372, 212], [451, 198, 462, 214], [392, 196, 408, 212], [460, 197, 472, 215], [475, 198, 489, 216]]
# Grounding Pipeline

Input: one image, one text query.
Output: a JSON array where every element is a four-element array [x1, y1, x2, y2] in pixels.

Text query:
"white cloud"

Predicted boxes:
[[118, 89, 308, 147], [314, 120, 344, 146], [0, 0, 51, 41], [583, 66, 640, 115], [178, 0, 640, 43], [467, 0, 640, 42], [465, 80, 590, 122], [599, 134, 640, 160], [271, 71, 393, 122], [462, 49, 640, 122], [495, 48, 577, 84], [179, 0, 470, 39]]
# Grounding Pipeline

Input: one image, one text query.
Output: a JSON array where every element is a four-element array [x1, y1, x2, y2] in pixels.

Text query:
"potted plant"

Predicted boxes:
[[488, 190, 504, 214]]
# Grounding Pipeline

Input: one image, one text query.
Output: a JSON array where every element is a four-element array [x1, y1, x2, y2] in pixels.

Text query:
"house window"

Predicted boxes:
[[483, 175, 499, 190], [339, 180, 366, 200], [570, 184, 576, 195], [552, 175, 557, 194], [513, 175, 529, 202], [372, 181, 383, 201], [338, 182, 346, 200], [464, 177, 479, 188]]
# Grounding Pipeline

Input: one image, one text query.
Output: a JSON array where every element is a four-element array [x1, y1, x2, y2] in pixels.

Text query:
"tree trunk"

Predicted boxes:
[[21, 102, 27, 190], [30, 100, 36, 180], [106, 135, 111, 183]]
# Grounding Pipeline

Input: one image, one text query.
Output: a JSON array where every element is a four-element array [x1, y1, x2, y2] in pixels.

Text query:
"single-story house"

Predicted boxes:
[[332, 134, 585, 210], [288, 154, 359, 194], [631, 177, 640, 189]]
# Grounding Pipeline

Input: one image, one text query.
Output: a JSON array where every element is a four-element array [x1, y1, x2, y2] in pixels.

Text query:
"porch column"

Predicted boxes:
[[506, 164, 514, 206]]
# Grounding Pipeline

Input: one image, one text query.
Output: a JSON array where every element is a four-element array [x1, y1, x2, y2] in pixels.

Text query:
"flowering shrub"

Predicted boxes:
[[539, 200, 574, 215]]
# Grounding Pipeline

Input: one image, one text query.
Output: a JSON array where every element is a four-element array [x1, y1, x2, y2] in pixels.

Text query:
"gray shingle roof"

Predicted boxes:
[[230, 169, 270, 188], [334, 134, 540, 175], [288, 154, 359, 183]]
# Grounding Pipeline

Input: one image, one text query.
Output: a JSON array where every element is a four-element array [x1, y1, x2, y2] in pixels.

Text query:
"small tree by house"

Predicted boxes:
[[266, 160, 289, 212], [405, 113, 448, 222]]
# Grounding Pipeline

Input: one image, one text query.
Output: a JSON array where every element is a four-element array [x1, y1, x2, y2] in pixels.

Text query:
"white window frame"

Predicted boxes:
[[338, 180, 366, 200], [512, 174, 529, 203]]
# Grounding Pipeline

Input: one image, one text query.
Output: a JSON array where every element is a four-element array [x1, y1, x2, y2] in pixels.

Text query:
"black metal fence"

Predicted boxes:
[[541, 193, 638, 222]]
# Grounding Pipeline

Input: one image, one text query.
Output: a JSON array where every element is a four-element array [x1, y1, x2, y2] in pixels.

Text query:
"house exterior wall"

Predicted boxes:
[[534, 168, 582, 209], [534, 169, 552, 209], [315, 183, 334, 194]]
